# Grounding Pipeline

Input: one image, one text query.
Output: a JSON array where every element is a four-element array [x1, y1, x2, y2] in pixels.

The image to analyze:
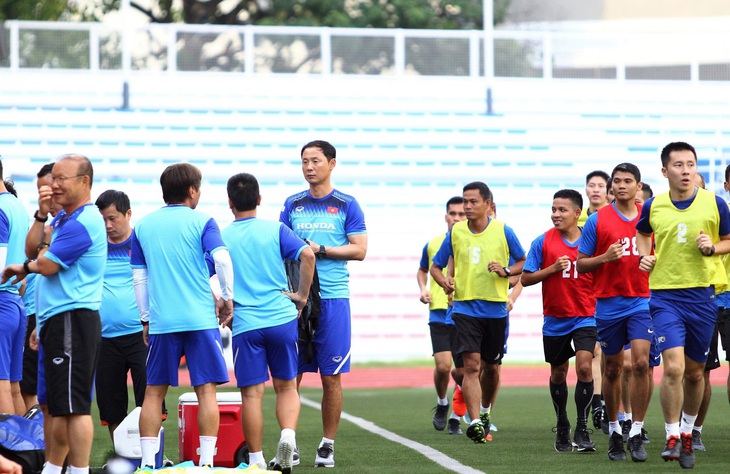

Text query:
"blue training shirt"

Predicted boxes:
[[432, 219, 525, 319], [100, 233, 142, 338], [0, 192, 30, 294], [524, 233, 595, 336], [22, 273, 36, 316], [280, 188, 366, 299], [222, 217, 308, 335], [131, 204, 226, 335], [37, 204, 107, 326]]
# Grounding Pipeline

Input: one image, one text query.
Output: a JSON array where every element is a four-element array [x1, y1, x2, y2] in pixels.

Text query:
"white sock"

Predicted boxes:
[[680, 413, 697, 436], [68, 467, 89, 474], [199, 435, 217, 466], [281, 428, 296, 440], [320, 437, 335, 447], [449, 412, 460, 420], [140, 436, 159, 467], [247, 451, 265, 469], [437, 396, 448, 406], [694, 425, 703, 433], [629, 420, 643, 438], [608, 420, 621, 436], [469, 418, 481, 426], [624, 412, 633, 421], [665, 422, 680, 439], [480, 404, 489, 414], [41, 463, 63, 474]]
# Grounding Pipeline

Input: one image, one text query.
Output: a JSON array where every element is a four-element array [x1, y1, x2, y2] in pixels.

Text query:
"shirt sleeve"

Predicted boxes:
[[201, 218, 226, 255], [419, 242, 429, 270], [0, 209, 9, 245], [504, 225, 526, 260], [577, 212, 599, 255], [279, 224, 309, 261], [635, 197, 655, 234], [523, 234, 545, 273], [44, 219, 92, 269], [432, 232, 453, 268], [345, 198, 367, 235], [130, 229, 147, 268], [279, 200, 292, 229], [716, 196, 730, 236]]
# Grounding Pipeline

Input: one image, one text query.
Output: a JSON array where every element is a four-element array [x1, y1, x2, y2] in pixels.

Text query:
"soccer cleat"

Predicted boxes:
[[447, 418, 462, 435], [314, 442, 335, 468], [452, 386, 466, 417], [269, 447, 301, 469], [600, 407, 609, 435], [433, 404, 449, 431], [607, 432, 626, 461], [641, 427, 650, 445], [691, 429, 705, 451], [679, 432, 695, 469], [573, 427, 596, 452], [621, 419, 631, 442], [592, 406, 602, 430], [661, 435, 680, 462], [479, 411, 491, 434], [553, 426, 573, 452], [466, 422, 487, 444], [628, 433, 647, 462], [276, 436, 296, 474]]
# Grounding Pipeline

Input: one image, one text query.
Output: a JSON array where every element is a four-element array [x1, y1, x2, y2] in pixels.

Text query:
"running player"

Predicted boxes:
[[417, 196, 465, 434], [521, 189, 597, 453], [636, 142, 730, 469], [577, 163, 652, 462]]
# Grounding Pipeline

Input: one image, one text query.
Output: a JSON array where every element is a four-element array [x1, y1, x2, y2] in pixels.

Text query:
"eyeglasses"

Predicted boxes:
[[51, 175, 84, 184]]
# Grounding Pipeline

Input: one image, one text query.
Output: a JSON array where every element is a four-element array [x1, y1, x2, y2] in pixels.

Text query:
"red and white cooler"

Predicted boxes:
[[178, 391, 248, 467]]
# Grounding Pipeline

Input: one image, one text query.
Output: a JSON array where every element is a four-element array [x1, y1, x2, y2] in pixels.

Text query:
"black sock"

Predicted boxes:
[[575, 379, 594, 429], [550, 380, 569, 428], [591, 393, 601, 411]]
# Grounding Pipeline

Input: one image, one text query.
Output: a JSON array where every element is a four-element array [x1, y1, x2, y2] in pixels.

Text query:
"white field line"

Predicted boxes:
[[300, 396, 485, 474]]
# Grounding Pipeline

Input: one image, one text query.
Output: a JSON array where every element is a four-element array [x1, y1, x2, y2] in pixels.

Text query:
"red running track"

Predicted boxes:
[[177, 364, 729, 389]]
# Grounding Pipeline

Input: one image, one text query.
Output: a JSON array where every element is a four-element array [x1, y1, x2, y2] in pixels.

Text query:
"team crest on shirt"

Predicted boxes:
[[295, 206, 305, 212], [327, 206, 339, 214]]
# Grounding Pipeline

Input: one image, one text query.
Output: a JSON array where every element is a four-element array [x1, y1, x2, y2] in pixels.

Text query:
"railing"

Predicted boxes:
[[3, 20, 730, 81]]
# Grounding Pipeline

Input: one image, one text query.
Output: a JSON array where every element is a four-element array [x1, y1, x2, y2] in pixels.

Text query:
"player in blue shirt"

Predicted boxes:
[[95, 189, 164, 443], [3, 154, 106, 474], [0, 159, 29, 415], [280, 140, 367, 468], [131, 163, 234, 468], [223, 173, 314, 472]]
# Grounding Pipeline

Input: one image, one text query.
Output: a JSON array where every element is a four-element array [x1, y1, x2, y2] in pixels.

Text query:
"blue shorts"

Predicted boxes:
[[299, 298, 351, 376], [37, 344, 46, 405], [0, 292, 26, 381], [147, 328, 228, 387], [233, 319, 298, 387], [596, 310, 653, 356], [650, 296, 717, 363]]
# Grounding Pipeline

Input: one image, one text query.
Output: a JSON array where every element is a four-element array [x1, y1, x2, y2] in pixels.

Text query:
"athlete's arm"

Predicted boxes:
[[310, 233, 367, 261], [288, 247, 315, 311], [696, 196, 730, 255], [576, 240, 622, 273], [25, 185, 53, 259], [417, 267, 432, 304], [636, 231, 656, 272], [507, 279, 523, 312], [521, 255, 570, 286]]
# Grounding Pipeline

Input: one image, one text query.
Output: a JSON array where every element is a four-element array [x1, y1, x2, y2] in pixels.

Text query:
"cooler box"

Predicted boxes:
[[178, 392, 248, 467], [113, 406, 165, 468]]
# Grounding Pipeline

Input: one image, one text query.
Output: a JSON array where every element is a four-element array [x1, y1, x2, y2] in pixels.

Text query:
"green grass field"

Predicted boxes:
[[89, 382, 730, 473]]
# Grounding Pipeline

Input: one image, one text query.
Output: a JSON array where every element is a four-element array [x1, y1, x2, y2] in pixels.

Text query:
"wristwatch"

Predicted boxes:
[[502, 266, 511, 278], [33, 210, 48, 223], [317, 245, 327, 259]]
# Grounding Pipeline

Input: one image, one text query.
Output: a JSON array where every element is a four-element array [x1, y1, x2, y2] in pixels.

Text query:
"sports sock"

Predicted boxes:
[[449, 412, 460, 420], [609, 420, 621, 436], [665, 422, 680, 439], [693, 425, 703, 433], [248, 451, 265, 469], [41, 463, 63, 474], [437, 396, 448, 406], [140, 436, 159, 468], [320, 437, 335, 447], [68, 466, 89, 474], [629, 420, 644, 438], [574, 379, 593, 428], [680, 413, 697, 436], [199, 435, 217, 466], [591, 393, 602, 410], [624, 411, 633, 421], [549, 379, 569, 427]]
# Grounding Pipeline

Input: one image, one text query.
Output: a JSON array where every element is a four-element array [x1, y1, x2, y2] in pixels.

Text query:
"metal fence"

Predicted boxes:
[[2, 20, 730, 81]]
